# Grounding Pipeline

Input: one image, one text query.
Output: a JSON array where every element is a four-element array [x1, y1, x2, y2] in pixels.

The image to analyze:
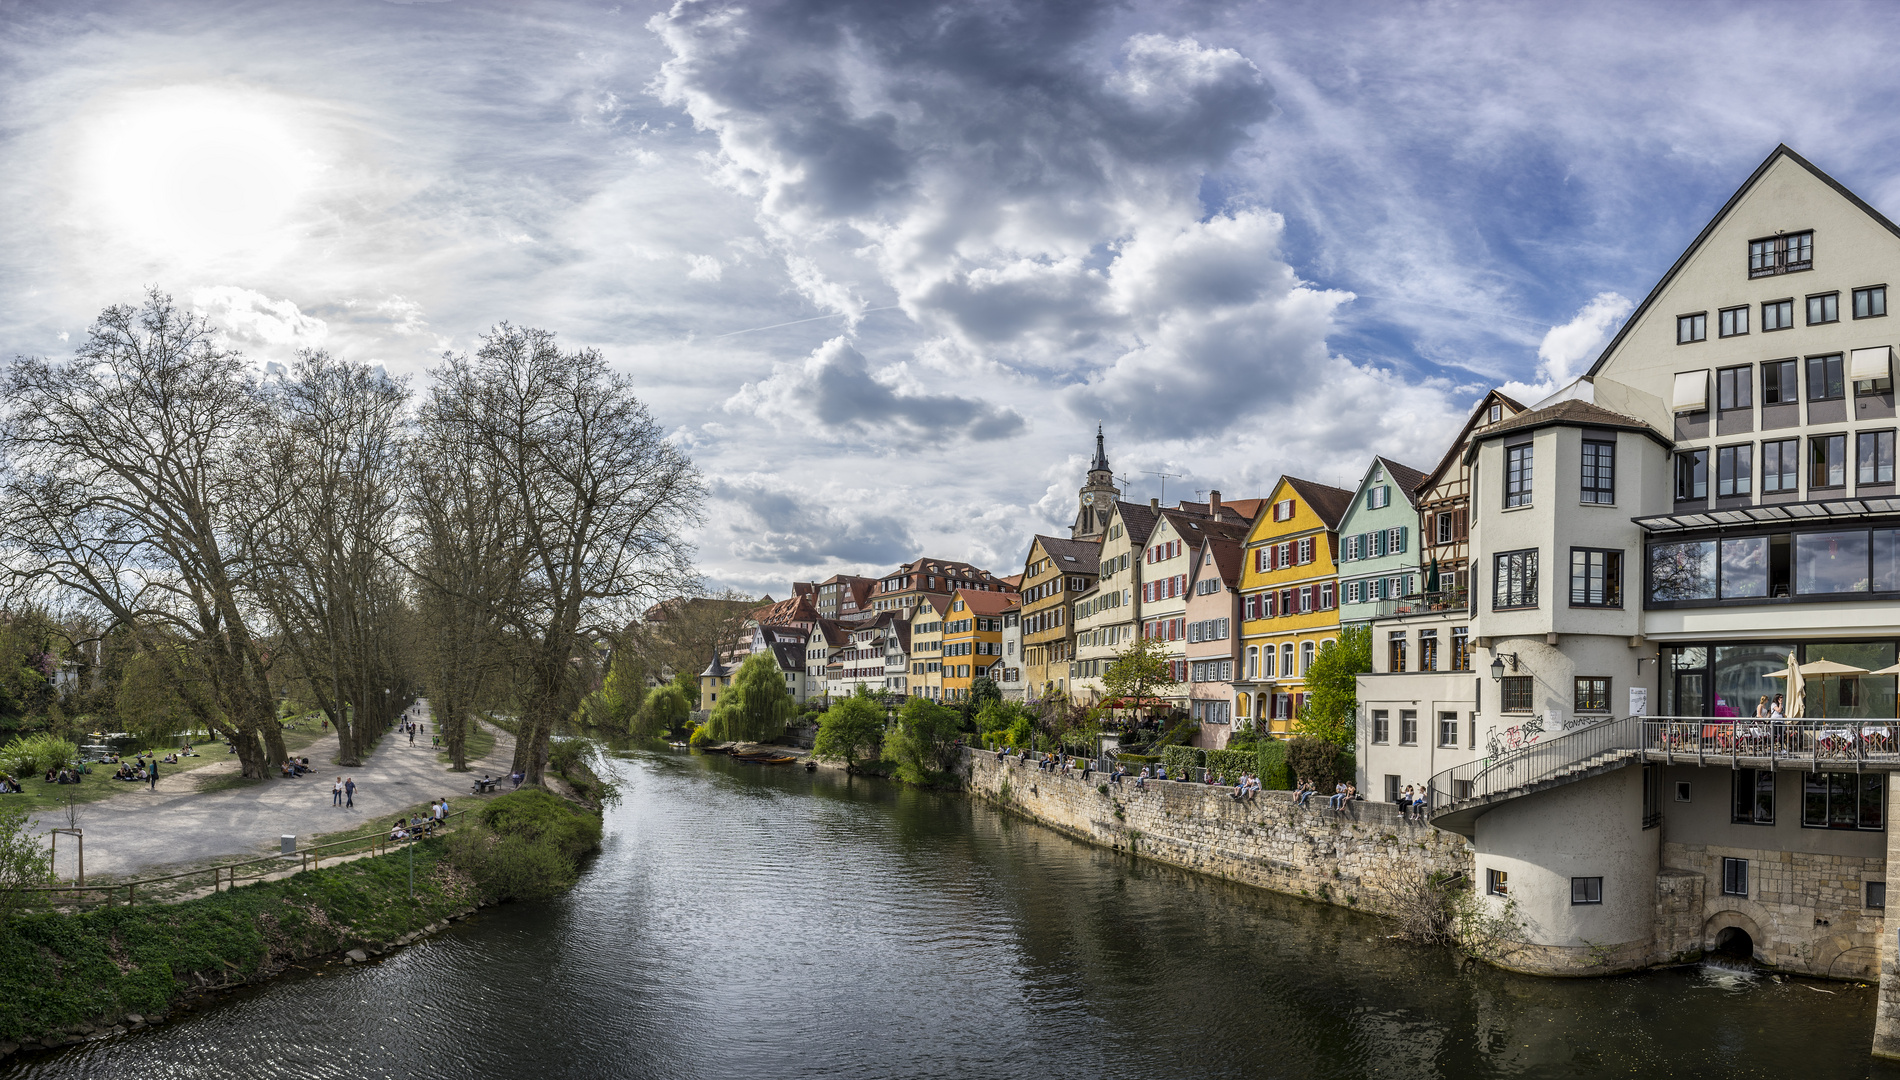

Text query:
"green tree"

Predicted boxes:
[[1298, 625, 1370, 746], [702, 652, 793, 743], [113, 646, 202, 745], [671, 668, 698, 703], [1101, 635, 1178, 719], [967, 676, 1001, 713], [812, 693, 885, 772], [635, 683, 692, 738], [582, 644, 647, 731], [0, 804, 50, 923], [882, 696, 965, 783]]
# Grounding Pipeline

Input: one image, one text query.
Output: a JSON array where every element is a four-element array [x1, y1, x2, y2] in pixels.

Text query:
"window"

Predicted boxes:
[[1493, 549, 1538, 609], [1574, 677, 1610, 712], [1860, 431, 1896, 485], [1505, 444, 1533, 507], [1488, 403, 1502, 423], [1571, 877, 1603, 905], [1677, 312, 1707, 343], [1388, 632, 1407, 673], [1450, 628, 1470, 671], [1435, 712, 1458, 747], [1500, 675, 1533, 713], [1855, 285, 1887, 319], [1718, 306, 1749, 337], [1716, 366, 1752, 412], [1300, 640, 1315, 673], [1807, 354, 1845, 401], [1870, 882, 1887, 910], [1731, 768, 1775, 825], [1569, 548, 1622, 607], [1487, 868, 1509, 896], [1749, 231, 1812, 277], [1676, 781, 1692, 802], [1419, 629, 1438, 672], [1763, 299, 1795, 331], [1273, 499, 1294, 521], [1398, 710, 1418, 745], [1715, 444, 1752, 498], [1762, 438, 1799, 493], [1674, 449, 1707, 501], [1807, 292, 1840, 325], [1367, 485, 1390, 509], [1280, 642, 1294, 678], [1579, 439, 1615, 504], [1722, 857, 1749, 897], [1760, 360, 1797, 407], [1810, 433, 1847, 489], [1804, 772, 1885, 830]]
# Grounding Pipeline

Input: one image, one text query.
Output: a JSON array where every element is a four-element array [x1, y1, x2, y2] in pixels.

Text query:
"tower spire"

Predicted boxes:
[[1092, 424, 1109, 472]]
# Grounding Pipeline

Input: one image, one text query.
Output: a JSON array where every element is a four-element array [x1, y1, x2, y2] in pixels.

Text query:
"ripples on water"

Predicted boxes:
[[9, 752, 1899, 1079]]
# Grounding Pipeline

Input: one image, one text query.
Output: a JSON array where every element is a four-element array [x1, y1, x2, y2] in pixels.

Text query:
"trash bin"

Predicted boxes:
[[280, 834, 296, 855]]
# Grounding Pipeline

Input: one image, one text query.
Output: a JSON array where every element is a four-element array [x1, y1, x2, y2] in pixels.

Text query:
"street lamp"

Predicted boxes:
[[1490, 653, 1518, 681]]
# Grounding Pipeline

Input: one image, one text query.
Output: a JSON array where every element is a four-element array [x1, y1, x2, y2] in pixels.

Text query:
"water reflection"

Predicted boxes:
[[7, 751, 1897, 1079]]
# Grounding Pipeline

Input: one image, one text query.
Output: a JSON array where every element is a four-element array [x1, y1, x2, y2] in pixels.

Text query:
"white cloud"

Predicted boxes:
[[1537, 292, 1631, 384], [191, 286, 328, 350], [685, 254, 722, 281], [726, 336, 1025, 443]]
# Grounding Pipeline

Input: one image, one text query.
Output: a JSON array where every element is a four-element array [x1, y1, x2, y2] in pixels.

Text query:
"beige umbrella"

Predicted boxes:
[[1764, 651, 1805, 718], [1771, 658, 1870, 719]]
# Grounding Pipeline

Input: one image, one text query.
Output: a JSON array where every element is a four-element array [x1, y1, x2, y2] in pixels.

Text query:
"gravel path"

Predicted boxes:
[[32, 699, 516, 879]]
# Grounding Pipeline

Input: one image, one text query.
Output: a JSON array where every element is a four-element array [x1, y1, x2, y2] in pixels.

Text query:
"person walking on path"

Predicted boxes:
[[332, 777, 343, 807], [345, 776, 356, 808], [409, 725, 416, 745], [148, 758, 159, 791]]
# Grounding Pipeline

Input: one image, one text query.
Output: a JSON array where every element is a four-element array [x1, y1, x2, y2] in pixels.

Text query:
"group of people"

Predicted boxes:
[[331, 776, 357, 808], [387, 797, 453, 841], [1396, 783, 1430, 820], [282, 757, 314, 777]]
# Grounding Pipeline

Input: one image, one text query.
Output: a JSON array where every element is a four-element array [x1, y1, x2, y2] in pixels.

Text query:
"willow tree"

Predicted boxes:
[[703, 652, 793, 743], [0, 292, 286, 777], [420, 325, 701, 784]]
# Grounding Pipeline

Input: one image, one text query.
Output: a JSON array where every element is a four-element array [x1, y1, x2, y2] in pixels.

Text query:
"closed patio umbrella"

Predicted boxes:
[[1765, 651, 1805, 719]]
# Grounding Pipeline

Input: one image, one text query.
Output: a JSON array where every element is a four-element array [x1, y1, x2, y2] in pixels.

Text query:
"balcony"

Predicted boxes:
[[1368, 589, 1467, 621]]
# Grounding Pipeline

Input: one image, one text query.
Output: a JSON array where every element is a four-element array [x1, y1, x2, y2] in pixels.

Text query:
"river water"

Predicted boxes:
[[7, 751, 1898, 1079]]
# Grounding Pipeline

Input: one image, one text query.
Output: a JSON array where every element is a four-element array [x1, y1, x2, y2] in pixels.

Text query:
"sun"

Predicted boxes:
[[73, 85, 321, 262]]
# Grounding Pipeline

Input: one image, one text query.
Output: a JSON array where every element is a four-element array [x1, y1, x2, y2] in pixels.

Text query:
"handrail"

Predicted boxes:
[[28, 809, 474, 907], [1426, 715, 1643, 815]]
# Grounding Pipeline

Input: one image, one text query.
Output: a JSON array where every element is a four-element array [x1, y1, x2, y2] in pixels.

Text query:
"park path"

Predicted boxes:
[[31, 700, 516, 879]]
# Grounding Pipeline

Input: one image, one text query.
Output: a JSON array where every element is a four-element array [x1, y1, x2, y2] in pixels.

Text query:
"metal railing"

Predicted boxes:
[[1641, 717, 1900, 770], [1369, 589, 1468, 620], [1426, 716, 1643, 815]]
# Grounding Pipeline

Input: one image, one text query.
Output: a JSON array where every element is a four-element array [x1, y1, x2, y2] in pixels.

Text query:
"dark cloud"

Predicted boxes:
[[710, 475, 915, 567], [727, 335, 1024, 441]]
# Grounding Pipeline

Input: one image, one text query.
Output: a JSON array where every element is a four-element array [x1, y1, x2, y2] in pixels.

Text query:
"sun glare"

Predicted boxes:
[[74, 85, 320, 261]]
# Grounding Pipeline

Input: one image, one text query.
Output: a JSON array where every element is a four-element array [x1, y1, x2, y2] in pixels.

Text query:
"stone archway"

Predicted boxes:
[[1703, 910, 1765, 961]]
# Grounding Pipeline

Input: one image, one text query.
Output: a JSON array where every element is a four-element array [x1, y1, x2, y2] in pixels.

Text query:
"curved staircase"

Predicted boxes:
[[1426, 716, 1645, 838]]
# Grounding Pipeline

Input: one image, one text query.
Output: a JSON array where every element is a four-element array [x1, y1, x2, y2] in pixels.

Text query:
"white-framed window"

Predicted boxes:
[[1385, 526, 1406, 553], [1274, 499, 1294, 521], [1298, 537, 1315, 564], [1367, 485, 1390, 509]]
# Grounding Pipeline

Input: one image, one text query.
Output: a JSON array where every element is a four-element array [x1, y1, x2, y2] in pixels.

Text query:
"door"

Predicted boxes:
[[1675, 671, 1707, 718]]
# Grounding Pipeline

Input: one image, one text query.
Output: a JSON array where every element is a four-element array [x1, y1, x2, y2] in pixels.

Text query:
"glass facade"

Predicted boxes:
[[1649, 527, 1900, 604], [1659, 640, 1896, 720]]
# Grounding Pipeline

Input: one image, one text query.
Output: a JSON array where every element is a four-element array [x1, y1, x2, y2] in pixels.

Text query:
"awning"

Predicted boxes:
[[1851, 346, 1892, 383], [1672, 370, 1708, 412], [1634, 496, 1900, 534]]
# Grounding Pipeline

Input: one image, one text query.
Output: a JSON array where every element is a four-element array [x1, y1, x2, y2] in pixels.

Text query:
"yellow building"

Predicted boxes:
[[1234, 476, 1353, 737], [908, 594, 949, 701], [1019, 534, 1100, 701], [939, 589, 1015, 702]]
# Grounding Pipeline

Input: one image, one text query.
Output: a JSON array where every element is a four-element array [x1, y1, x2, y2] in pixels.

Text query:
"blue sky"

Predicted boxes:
[[6, 0, 1900, 595]]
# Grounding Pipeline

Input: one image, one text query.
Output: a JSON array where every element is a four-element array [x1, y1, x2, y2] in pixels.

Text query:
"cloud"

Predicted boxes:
[[1537, 292, 1631, 385], [726, 336, 1025, 442], [709, 474, 915, 567], [686, 254, 722, 281], [191, 286, 328, 350]]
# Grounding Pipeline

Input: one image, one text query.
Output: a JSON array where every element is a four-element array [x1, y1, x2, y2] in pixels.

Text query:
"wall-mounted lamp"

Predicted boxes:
[[1490, 652, 1519, 681]]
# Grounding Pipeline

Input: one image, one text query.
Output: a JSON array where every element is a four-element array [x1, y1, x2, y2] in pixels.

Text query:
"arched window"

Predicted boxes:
[[1300, 640, 1316, 673], [1263, 646, 1276, 679], [1281, 642, 1295, 677], [1246, 646, 1259, 679]]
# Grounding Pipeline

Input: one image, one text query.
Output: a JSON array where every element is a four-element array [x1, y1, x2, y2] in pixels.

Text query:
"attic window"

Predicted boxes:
[[1749, 231, 1813, 278], [1189, 522, 1201, 530], [1063, 555, 1076, 561]]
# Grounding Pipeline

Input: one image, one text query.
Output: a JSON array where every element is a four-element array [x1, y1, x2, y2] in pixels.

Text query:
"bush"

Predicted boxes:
[[0, 734, 78, 778], [1161, 745, 1204, 775], [1115, 752, 1157, 765], [1203, 748, 1255, 779], [1257, 739, 1290, 789], [449, 788, 603, 903], [1286, 736, 1346, 788]]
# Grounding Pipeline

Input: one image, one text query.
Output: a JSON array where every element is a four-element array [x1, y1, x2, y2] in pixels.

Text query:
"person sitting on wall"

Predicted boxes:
[[1412, 786, 1428, 818], [1230, 775, 1246, 801], [389, 820, 409, 841]]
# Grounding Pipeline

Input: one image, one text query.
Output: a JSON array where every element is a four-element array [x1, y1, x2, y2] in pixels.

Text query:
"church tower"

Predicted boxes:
[[1070, 426, 1119, 540]]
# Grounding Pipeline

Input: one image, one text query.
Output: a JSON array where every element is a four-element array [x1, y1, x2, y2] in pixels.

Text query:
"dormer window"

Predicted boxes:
[[1749, 231, 1813, 278]]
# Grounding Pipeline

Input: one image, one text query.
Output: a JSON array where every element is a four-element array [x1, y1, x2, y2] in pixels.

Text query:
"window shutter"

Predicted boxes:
[[1397, 526, 1408, 553]]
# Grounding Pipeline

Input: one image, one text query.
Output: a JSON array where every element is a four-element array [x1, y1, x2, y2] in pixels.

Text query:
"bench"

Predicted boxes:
[[471, 776, 502, 793]]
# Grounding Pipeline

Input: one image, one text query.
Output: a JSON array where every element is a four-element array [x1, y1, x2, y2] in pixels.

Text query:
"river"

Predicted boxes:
[[6, 750, 1898, 1079]]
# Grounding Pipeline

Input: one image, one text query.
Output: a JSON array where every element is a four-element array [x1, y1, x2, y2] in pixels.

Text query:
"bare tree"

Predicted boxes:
[[0, 292, 286, 777], [420, 325, 702, 784], [245, 351, 411, 765], [626, 591, 760, 687]]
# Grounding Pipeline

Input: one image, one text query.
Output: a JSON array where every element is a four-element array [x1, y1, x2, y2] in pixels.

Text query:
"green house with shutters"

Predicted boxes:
[[1336, 456, 1430, 627]]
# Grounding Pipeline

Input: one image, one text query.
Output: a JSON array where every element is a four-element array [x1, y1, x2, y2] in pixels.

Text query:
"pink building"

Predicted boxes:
[[1185, 535, 1244, 749]]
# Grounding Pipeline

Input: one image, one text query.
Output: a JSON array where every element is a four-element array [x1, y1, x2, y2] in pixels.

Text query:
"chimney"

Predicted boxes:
[[1208, 489, 1223, 518], [1149, 497, 1160, 512]]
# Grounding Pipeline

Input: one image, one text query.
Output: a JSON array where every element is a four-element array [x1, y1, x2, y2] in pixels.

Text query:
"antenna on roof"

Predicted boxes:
[[1142, 471, 1183, 504]]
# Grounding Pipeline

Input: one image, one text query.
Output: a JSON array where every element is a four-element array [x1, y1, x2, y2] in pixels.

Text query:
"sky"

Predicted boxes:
[[9, 0, 1900, 597]]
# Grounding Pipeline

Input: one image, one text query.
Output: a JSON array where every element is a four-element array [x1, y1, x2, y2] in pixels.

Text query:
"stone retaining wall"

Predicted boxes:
[[965, 750, 1472, 916]]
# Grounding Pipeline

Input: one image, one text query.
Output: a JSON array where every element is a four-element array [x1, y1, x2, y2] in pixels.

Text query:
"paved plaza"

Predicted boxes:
[[31, 701, 516, 879]]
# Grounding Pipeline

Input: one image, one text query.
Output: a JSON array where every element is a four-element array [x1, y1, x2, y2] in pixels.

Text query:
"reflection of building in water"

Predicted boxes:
[[1356, 148, 1900, 1050]]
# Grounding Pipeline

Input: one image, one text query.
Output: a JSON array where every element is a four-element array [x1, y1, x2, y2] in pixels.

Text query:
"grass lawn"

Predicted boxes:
[[437, 720, 496, 767], [4, 724, 329, 814]]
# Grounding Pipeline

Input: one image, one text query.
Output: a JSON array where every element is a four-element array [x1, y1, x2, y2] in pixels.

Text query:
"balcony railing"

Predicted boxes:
[[1369, 588, 1467, 620]]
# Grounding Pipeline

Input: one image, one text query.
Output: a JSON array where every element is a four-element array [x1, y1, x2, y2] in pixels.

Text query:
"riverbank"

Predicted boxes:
[[0, 782, 604, 1059]]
